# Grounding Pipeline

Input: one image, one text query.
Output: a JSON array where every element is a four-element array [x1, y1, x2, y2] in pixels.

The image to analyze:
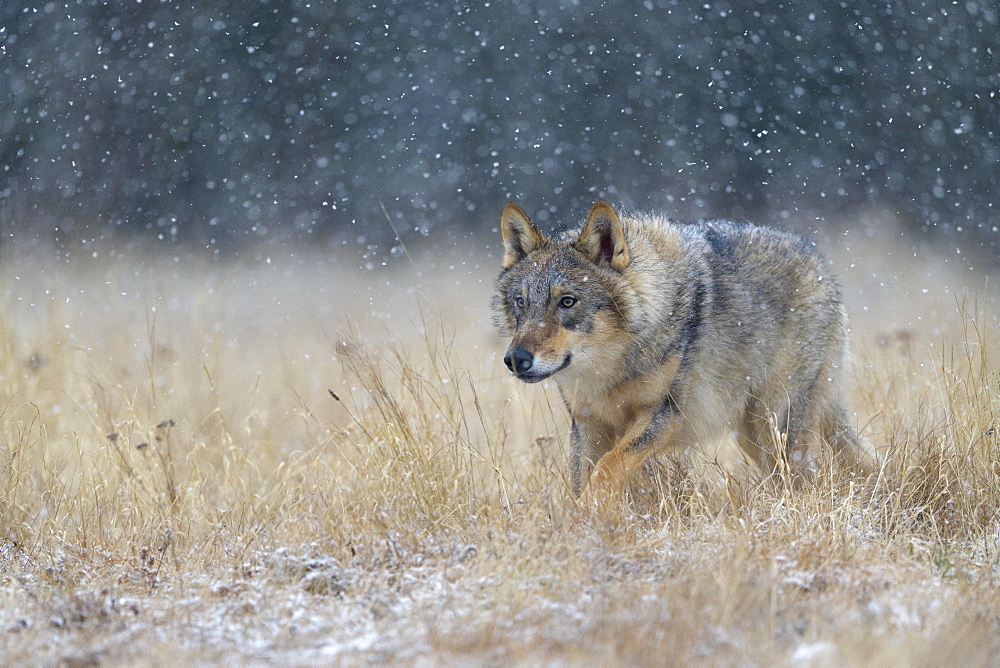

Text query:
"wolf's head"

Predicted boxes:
[[493, 201, 633, 384]]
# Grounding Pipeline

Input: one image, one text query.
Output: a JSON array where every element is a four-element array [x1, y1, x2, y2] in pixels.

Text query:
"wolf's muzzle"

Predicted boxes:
[[504, 349, 571, 383], [504, 348, 535, 374]]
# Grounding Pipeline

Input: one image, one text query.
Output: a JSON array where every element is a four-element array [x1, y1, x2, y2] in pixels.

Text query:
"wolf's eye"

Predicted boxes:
[[515, 296, 525, 308], [559, 296, 577, 308]]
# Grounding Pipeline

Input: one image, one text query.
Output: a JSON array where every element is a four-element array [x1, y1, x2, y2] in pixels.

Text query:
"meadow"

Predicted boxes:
[[1, 219, 998, 665]]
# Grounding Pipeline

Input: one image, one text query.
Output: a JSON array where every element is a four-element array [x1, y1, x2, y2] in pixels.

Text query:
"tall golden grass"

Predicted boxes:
[[0, 228, 997, 665]]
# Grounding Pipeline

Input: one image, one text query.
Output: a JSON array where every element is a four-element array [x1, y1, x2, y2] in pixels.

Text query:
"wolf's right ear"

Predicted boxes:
[[501, 203, 546, 269]]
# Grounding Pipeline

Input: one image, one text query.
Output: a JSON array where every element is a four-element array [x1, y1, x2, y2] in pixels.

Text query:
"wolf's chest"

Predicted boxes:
[[562, 353, 682, 433]]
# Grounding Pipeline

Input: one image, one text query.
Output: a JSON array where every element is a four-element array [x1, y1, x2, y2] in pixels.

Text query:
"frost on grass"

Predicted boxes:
[[0, 241, 998, 664]]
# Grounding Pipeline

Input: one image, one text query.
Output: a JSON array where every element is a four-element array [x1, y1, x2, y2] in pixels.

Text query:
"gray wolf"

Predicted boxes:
[[493, 200, 873, 507]]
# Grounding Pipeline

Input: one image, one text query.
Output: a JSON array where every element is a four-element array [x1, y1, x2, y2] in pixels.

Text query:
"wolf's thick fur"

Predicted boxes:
[[493, 201, 873, 506]]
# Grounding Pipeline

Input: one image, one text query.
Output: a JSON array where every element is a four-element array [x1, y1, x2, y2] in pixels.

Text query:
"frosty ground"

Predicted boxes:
[[1, 221, 999, 665]]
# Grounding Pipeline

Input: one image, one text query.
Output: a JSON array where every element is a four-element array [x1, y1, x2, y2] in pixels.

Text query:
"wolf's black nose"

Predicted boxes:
[[504, 348, 534, 373]]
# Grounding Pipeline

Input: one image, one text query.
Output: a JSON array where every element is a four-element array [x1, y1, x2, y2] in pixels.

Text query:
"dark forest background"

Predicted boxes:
[[1, 1, 997, 258]]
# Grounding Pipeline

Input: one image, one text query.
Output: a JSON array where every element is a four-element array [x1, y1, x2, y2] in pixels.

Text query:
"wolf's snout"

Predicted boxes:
[[504, 348, 534, 374]]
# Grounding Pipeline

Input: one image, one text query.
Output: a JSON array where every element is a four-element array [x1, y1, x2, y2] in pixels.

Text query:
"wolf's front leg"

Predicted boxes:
[[569, 418, 612, 498], [577, 401, 680, 508]]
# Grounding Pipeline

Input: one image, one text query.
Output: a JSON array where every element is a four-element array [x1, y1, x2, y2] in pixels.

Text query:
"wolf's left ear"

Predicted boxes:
[[501, 202, 547, 269], [577, 201, 630, 270]]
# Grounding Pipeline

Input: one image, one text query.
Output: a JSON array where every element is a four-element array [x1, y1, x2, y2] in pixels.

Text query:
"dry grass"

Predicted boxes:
[[0, 224, 998, 666]]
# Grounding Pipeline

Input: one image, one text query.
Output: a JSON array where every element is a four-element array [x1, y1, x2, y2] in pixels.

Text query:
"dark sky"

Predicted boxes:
[[1, 1, 997, 258]]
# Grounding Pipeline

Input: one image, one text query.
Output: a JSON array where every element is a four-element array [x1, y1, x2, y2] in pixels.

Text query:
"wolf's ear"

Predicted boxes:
[[577, 201, 630, 270], [501, 202, 546, 269]]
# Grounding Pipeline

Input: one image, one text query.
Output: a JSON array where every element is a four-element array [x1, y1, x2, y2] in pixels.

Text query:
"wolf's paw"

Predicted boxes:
[[575, 481, 620, 513], [574, 489, 600, 511]]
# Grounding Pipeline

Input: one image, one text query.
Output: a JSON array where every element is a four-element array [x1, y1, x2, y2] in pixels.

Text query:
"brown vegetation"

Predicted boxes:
[[0, 228, 998, 664]]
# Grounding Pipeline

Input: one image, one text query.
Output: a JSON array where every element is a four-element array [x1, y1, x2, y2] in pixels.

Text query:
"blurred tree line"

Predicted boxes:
[[1, 0, 997, 257]]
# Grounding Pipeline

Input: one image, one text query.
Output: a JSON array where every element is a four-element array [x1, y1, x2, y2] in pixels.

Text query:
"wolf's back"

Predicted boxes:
[[610, 214, 852, 426], [617, 214, 845, 342]]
